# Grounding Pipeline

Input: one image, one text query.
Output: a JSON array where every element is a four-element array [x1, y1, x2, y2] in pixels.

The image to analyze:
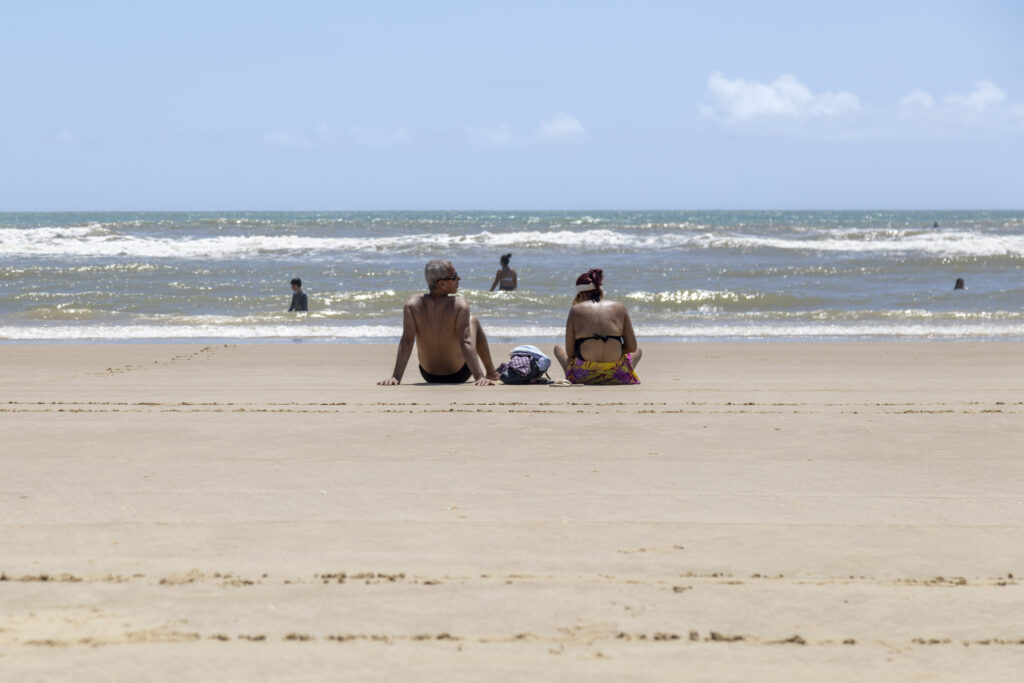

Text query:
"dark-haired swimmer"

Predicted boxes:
[[489, 253, 517, 291], [379, 260, 499, 386], [288, 278, 308, 312], [552, 268, 641, 385]]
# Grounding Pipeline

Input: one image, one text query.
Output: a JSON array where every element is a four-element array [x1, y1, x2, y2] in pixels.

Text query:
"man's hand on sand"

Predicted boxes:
[[474, 377, 496, 386], [378, 376, 400, 385]]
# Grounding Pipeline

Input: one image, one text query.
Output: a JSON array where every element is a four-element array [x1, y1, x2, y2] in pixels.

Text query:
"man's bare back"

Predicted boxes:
[[407, 293, 470, 375], [379, 260, 498, 386]]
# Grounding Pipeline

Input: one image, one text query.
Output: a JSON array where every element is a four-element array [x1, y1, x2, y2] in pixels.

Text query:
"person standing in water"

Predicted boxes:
[[489, 253, 517, 291], [288, 278, 309, 312]]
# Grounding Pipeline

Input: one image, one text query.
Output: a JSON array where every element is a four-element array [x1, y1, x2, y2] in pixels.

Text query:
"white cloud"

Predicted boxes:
[[466, 123, 515, 147], [466, 114, 586, 147], [895, 81, 1023, 135], [348, 124, 413, 147], [267, 123, 413, 147], [703, 71, 861, 122], [697, 103, 716, 119], [900, 89, 935, 108], [315, 122, 337, 139], [944, 80, 1007, 112], [268, 115, 585, 150], [703, 73, 1024, 138], [55, 128, 78, 144], [539, 113, 585, 141], [263, 130, 310, 148]]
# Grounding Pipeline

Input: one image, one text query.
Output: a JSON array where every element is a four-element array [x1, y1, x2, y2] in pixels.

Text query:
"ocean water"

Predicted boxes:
[[1, 210, 1023, 342]]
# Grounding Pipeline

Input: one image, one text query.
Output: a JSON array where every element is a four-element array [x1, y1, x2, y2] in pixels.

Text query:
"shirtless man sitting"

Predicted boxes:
[[378, 260, 499, 386]]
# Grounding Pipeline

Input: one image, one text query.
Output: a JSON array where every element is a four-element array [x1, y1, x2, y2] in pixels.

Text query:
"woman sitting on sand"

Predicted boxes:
[[553, 269, 641, 385]]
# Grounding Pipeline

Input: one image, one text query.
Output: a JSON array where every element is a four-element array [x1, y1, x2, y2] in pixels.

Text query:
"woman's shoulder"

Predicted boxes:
[[600, 299, 627, 311], [570, 299, 625, 318]]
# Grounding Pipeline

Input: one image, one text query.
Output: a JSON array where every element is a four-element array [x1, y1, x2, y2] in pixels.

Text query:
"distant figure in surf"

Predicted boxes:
[[490, 253, 517, 291], [379, 260, 499, 386], [552, 268, 642, 385], [288, 278, 309, 311], [954, 278, 966, 290], [933, 221, 940, 228]]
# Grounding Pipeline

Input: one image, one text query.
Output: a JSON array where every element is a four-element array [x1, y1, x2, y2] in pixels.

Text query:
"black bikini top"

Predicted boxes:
[[574, 334, 624, 360]]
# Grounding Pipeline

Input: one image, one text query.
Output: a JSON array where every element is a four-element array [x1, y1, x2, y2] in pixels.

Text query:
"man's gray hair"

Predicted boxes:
[[424, 259, 451, 289]]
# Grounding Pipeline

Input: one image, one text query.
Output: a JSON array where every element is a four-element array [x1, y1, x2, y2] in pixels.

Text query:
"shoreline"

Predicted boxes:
[[2, 334, 1024, 345]]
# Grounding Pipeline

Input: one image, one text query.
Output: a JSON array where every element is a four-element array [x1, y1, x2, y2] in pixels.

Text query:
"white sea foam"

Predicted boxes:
[[625, 289, 761, 303], [5, 225, 1024, 259], [0, 324, 403, 340], [719, 230, 1024, 257], [2, 321, 1023, 341], [0, 227, 678, 258]]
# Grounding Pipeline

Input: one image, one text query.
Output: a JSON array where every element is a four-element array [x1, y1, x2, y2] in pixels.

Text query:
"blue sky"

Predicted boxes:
[[2, 0, 1022, 210]]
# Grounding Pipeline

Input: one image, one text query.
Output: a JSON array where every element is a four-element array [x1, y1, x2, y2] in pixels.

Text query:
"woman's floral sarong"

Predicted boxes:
[[565, 354, 640, 385]]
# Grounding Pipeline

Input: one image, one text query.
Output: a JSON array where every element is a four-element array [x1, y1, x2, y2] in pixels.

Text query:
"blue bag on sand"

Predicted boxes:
[[498, 345, 552, 384]]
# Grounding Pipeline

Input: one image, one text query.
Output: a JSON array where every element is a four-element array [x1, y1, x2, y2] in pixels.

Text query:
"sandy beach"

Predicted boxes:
[[1, 341, 1022, 681]]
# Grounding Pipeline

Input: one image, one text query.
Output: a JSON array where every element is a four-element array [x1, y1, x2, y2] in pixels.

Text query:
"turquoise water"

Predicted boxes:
[[1, 210, 1023, 341]]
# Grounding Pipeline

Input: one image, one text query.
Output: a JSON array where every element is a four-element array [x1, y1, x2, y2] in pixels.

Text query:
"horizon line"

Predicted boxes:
[[3, 207, 1023, 214]]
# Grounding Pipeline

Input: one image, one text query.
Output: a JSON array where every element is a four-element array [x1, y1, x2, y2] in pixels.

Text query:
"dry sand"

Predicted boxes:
[[1, 342, 1022, 681]]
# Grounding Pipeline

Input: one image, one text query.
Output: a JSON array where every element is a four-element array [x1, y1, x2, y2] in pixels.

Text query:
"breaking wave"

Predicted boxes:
[[4, 226, 1024, 259]]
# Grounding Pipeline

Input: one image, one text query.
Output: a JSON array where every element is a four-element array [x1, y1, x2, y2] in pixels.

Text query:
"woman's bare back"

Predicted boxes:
[[567, 300, 637, 362]]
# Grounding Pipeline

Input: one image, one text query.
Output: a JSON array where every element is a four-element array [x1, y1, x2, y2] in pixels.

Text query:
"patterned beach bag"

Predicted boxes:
[[497, 345, 552, 384]]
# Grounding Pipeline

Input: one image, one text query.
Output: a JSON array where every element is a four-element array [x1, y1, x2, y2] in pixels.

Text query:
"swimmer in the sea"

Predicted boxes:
[[288, 278, 308, 312], [489, 253, 517, 291]]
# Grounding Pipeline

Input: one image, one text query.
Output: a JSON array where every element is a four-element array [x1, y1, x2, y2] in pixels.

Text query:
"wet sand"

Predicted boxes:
[[1, 342, 1023, 681]]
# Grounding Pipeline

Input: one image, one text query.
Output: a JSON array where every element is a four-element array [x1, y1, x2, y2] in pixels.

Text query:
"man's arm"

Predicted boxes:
[[379, 301, 417, 385], [288, 292, 297, 312], [454, 300, 492, 385]]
